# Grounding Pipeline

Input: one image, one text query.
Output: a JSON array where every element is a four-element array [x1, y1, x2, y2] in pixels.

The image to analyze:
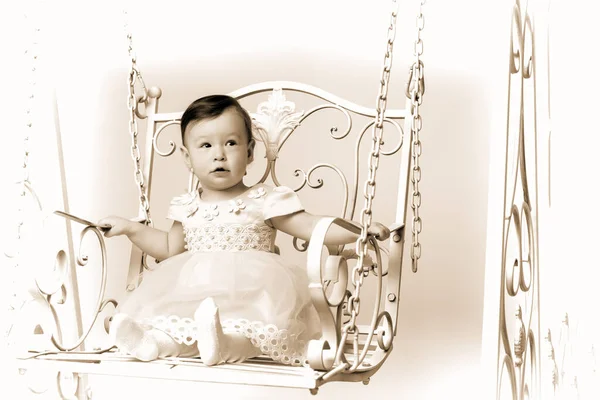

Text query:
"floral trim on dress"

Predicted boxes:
[[142, 315, 198, 346], [202, 204, 220, 221], [140, 315, 310, 367], [247, 187, 267, 199], [222, 318, 309, 367], [228, 199, 246, 214]]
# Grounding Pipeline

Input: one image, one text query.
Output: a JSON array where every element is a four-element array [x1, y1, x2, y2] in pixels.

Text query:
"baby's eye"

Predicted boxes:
[[199, 143, 211, 148], [226, 140, 237, 146]]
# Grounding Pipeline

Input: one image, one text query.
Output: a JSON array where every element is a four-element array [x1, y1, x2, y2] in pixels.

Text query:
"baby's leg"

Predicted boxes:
[[194, 298, 261, 366], [110, 313, 182, 361], [223, 331, 262, 363]]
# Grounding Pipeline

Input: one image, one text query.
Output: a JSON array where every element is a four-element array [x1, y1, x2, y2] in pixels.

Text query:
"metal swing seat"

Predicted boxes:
[[11, 2, 427, 398]]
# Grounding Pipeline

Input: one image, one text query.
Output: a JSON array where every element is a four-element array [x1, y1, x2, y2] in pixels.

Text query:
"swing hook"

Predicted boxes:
[[405, 60, 425, 103]]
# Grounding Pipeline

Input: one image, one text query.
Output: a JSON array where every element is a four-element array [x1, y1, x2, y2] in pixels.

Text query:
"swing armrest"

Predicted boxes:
[[305, 217, 351, 370], [328, 219, 404, 241], [53, 210, 112, 232], [330, 218, 363, 236], [305, 217, 400, 372], [304, 217, 376, 369], [388, 222, 405, 234]]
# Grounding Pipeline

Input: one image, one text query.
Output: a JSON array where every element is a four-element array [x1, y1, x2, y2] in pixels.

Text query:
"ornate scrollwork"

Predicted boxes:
[[249, 88, 404, 225], [153, 120, 179, 157], [349, 118, 404, 220], [251, 88, 305, 162], [514, 306, 526, 367], [304, 218, 394, 380], [496, 1, 540, 399], [292, 237, 309, 252], [289, 163, 349, 218], [298, 104, 353, 140], [13, 218, 118, 357], [48, 225, 117, 352]]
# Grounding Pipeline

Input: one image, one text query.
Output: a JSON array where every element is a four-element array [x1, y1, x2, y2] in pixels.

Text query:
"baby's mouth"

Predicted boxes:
[[211, 167, 229, 173]]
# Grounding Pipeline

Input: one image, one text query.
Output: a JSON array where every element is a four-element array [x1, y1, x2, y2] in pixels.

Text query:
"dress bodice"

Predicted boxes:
[[167, 184, 304, 253], [183, 223, 275, 253]]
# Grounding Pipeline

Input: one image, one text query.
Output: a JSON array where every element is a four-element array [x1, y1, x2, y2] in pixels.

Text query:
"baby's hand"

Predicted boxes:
[[97, 216, 133, 238], [368, 222, 390, 241]]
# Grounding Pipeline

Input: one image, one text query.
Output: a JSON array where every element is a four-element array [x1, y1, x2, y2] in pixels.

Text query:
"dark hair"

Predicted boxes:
[[180, 95, 253, 146]]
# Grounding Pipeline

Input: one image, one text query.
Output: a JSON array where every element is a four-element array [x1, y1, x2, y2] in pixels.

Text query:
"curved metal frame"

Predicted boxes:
[[495, 1, 541, 398]]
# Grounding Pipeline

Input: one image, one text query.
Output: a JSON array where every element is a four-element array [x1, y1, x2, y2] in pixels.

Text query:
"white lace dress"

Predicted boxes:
[[116, 184, 321, 366]]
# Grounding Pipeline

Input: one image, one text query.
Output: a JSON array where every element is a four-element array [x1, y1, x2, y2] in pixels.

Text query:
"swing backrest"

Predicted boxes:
[[125, 81, 413, 355]]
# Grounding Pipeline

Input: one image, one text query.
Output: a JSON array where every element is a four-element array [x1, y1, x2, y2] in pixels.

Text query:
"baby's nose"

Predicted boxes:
[[213, 147, 226, 161]]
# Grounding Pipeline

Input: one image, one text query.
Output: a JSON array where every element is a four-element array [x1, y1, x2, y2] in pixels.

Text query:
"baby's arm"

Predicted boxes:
[[98, 216, 185, 260], [269, 211, 390, 246]]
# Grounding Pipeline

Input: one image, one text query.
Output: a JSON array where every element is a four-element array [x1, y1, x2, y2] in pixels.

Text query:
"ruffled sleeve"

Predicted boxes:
[[166, 191, 199, 222], [263, 186, 305, 220]]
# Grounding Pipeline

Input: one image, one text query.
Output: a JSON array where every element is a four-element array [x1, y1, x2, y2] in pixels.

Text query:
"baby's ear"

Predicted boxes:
[[180, 146, 192, 169]]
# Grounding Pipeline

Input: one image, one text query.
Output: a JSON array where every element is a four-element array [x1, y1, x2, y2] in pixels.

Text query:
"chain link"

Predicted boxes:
[[337, 0, 400, 373], [547, 0, 552, 208], [407, 0, 426, 273], [5, 13, 40, 342], [124, 10, 151, 226], [331, 0, 426, 374], [19, 26, 39, 238]]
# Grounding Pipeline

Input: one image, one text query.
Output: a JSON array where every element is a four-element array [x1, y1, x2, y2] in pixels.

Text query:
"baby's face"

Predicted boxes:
[[182, 108, 254, 194]]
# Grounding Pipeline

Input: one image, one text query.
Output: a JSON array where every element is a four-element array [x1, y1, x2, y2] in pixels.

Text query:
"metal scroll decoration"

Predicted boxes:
[[496, 0, 541, 398], [250, 88, 404, 222]]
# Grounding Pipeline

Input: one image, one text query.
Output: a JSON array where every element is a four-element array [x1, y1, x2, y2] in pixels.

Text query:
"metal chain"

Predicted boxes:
[[407, 0, 426, 273], [547, 0, 552, 208], [5, 14, 40, 341], [20, 25, 39, 238], [124, 10, 151, 225], [339, 0, 400, 373]]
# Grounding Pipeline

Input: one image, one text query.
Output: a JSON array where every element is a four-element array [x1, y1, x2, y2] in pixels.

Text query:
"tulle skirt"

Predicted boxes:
[[117, 250, 321, 366]]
